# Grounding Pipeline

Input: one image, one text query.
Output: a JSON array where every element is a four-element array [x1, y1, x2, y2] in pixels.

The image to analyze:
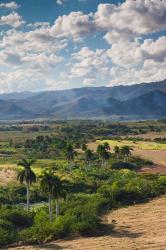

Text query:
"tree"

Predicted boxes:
[[82, 143, 87, 151], [114, 146, 120, 159], [65, 143, 77, 173], [120, 145, 133, 161], [17, 159, 36, 211], [84, 149, 94, 170], [40, 171, 55, 222], [97, 143, 110, 167], [40, 171, 67, 220]]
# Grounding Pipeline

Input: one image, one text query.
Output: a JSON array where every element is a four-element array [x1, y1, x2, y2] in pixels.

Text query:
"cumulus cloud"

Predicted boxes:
[[51, 11, 95, 41], [95, 0, 166, 44], [69, 47, 110, 85], [108, 36, 166, 85], [0, 1, 20, 9], [0, 12, 24, 28], [0, 0, 166, 92]]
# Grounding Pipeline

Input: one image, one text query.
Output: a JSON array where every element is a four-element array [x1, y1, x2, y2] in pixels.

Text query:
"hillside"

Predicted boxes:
[[9, 197, 166, 250], [0, 80, 166, 120]]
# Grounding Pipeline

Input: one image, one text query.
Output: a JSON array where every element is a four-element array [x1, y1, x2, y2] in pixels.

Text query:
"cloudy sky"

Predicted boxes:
[[0, 0, 166, 93]]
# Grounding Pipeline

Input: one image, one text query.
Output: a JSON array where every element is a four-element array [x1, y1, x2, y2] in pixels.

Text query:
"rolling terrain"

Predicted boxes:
[[0, 80, 166, 120]]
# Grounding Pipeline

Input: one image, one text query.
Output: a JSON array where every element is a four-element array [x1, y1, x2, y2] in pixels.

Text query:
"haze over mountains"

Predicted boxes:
[[0, 80, 166, 120]]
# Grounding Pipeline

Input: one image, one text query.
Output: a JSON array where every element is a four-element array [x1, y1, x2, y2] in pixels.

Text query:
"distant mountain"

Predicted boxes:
[[0, 80, 166, 120], [0, 91, 37, 100]]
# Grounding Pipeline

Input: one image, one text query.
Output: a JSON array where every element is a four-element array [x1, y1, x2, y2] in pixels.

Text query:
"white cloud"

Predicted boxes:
[[0, 12, 24, 28], [0, 0, 166, 93], [0, 1, 20, 9], [27, 22, 50, 28], [95, 0, 166, 44], [69, 47, 110, 84], [56, 0, 66, 5], [51, 11, 95, 41], [108, 36, 166, 85]]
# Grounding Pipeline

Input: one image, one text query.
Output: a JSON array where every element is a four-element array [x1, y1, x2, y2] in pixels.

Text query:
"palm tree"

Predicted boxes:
[[114, 146, 120, 159], [65, 143, 77, 173], [97, 143, 110, 167], [40, 171, 67, 221], [84, 149, 94, 170], [40, 171, 55, 222], [17, 159, 36, 211], [120, 145, 133, 161]]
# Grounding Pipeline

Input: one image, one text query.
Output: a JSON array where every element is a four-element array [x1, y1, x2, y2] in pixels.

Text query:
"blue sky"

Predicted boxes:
[[0, 0, 166, 93]]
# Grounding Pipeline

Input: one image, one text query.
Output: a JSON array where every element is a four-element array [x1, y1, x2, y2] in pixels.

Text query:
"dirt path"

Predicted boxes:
[[8, 196, 166, 250]]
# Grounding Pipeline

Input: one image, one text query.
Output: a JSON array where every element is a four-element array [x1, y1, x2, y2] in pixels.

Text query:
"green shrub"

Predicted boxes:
[[0, 219, 16, 246], [112, 161, 138, 170], [0, 209, 33, 229]]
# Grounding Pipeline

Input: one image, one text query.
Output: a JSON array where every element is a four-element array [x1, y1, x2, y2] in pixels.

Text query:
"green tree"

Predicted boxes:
[[114, 146, 120, 159], [120, 146, 133, 161], [65, 143, 77, 173], [17, 159, 36, 211], [84, 149, 94, 169], [97, 143, 110, 167], [82, 143, 87, 151], [40, 171, 67, 220]]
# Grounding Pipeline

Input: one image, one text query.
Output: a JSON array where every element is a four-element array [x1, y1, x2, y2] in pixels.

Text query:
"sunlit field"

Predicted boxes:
[[97, 139, 166, 151]]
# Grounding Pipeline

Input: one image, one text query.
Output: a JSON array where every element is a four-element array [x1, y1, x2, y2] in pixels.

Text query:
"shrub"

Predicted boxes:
[[0, 208, 33, 229], [112, 161, 138, 170], [0, 219, 16, 246]]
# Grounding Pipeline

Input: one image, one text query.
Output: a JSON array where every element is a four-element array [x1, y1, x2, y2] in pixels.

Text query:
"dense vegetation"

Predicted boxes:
[[0, 120, 166, 247]]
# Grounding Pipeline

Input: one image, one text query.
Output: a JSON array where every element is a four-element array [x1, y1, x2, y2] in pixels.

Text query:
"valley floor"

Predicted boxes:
[[8, 196, 166, 250]]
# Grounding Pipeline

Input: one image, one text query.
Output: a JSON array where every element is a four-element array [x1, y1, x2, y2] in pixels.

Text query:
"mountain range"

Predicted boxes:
[[0, 80, 166, 120]]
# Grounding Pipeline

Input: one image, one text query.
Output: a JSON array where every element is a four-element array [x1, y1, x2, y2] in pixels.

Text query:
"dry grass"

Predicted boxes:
[[8, 196, 166, 250], [0, 169, 16, 186], [125, 132, 166, 140]]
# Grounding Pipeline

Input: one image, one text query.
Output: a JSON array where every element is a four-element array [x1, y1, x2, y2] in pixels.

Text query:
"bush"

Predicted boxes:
[[112, 161, 138, 170], [0, 208, 33, 229], [0, 219, 16, 246]]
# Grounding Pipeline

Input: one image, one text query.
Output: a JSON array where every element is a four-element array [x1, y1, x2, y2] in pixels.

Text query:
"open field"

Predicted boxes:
[[124, 132, 166, 140], [8, 196, 166, 250], [88, 140, 166, 169], [96, 139, 166, 151]]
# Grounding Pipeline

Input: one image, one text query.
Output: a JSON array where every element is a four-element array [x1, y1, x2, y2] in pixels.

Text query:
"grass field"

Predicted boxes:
[[9, 196, 166, 250]]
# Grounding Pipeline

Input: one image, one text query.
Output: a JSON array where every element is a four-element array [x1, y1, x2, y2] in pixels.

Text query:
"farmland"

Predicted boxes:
[[0, 120, 166, 248]]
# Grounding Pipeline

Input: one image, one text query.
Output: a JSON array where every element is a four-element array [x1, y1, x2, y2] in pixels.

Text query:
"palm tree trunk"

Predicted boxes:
[[68, 160, 72, 173], [48, 193, 52, 222], [56, 200, 59, 218], [101, 159, 104, 167], [26, 183, 30, 211]]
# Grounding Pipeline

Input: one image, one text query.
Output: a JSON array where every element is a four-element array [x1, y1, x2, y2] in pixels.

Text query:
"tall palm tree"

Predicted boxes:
[[120, 145, 133, 161], [40, 171, 67, 221], [65, 143, 77, 173], [17, 159, 36, 211], [84, 149, 94, 170], [97, 143, 110, 167], [114, 146, 120, 159], [40, 171, 55, 222]]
